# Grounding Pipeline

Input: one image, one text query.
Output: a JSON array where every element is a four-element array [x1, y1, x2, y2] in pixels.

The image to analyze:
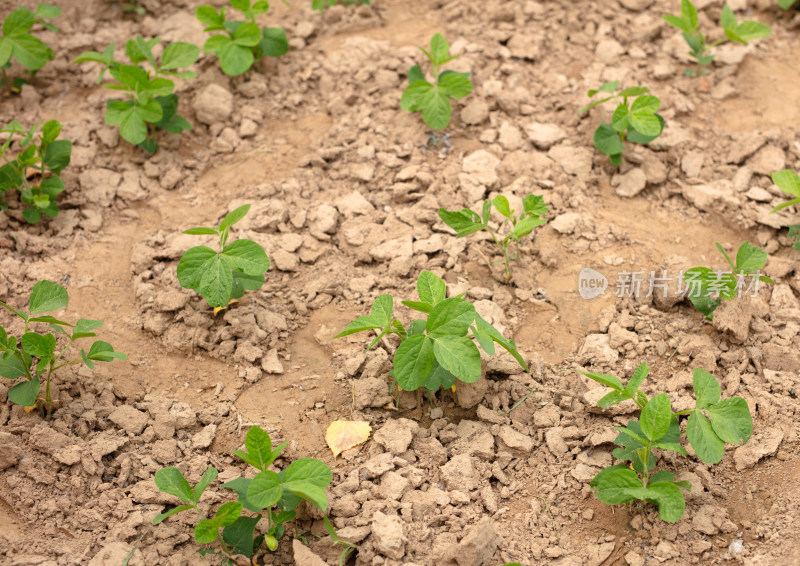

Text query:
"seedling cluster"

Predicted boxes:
[[683, 241, 773, 320], [438, 194, 548, 281], [401, 33, 473, 131], [0, 281, 126, 416], [0, 119, 72, 223], [583, 363, 752, 521], [0, 3, 60, 91], [580, 81, 665, 166], [196, 0, 288, 77], [336, 270, 528, 394], [663, 0, 771, 76], [770, 169, 800, 250], [154, 426, 332, 564], [75, 37, 200, 153], [177, 204, 270, 310]]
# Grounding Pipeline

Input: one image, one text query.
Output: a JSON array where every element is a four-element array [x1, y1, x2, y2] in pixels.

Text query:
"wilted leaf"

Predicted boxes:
[[326, 420, 371, 457]]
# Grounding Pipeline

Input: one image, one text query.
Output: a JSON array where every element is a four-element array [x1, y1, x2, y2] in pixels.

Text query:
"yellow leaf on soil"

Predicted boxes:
[[326, 420, 371, 457]]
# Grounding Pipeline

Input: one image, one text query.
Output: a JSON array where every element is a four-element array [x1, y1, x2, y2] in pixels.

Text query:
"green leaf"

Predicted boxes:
[[426, 298, 475, 338], [370, 294, 393, 327], [706, 397, 752, 445], [29, 280, 68, 314], [394, 334, 436, 391], [432, 335, 481, 383], [153, 504, 195, 525], [416, 270, 446, 307], [193, 468, 218, 504], [522, 194, 548, 217], [196, 6, 225, 28], [686, 411, 725, 464], [105, 99, 163, 145], [473, 314, 528, 371], [222, 478, 261, 513], [222, 515, 261, 558], [438, 71, 472, 99], [284, 458, 333, 488], [429, 33, 449, 64], [510, 215, 546, 239], [627, 114, 665, 144], [21, 332, 55, 360], [631, 94, 660, 114], [86, 340, 127, 362], [580, 370, 624, 391], [437, 208, 485, 237], [400, 80, 432, 112], [8, 376, 39, 406], [493, 195, 512, 219], [421, 360, 457, 391], [771, 169, 800, 198], [624, 363, 649, 396], [693, 368, 720, 409], [41, 120, 61, 143], [42, 139, 72, 173], [335, 315, 383, 338], [154, 467, 195, 504], [283, 481, 328, 511], [419, 85, 452, 130], [643, 482, 686, 522], [593, 124, 624, 156], [197, 255, 235, 308], [640, 393, 672, 441], [591, 465, 640, 504], [0, 352, 26, 379], [177, 246, 217, 291], [735, 241, 767, 273], [183, 227, 219, 236], [222, 239, 270, 275], [407, 64, 424, 84], [259, 27, 289, 57], [160, 42, 200, 70], [247, 470, 283, 509], [235, 425, 273, 471], [195, 502, 242, 544], [35, 3, 61, 19]]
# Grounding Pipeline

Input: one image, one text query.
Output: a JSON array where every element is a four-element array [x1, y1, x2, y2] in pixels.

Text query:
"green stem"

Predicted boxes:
[[484, 226, 512, 280]]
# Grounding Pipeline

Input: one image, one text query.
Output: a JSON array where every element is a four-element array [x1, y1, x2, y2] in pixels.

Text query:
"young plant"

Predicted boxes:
[[580, 81, 665, 166], [108, 0, 145, 16], [663, 0, 771, 76], [0, 280, 127, 416], [154, 426, 332, 563], [438, 194, 548, 281], [582, 363, 752, 522], [74, 36, 200, 153], [683, 241, 773, 320], [336, 270, 528, 395], [401, 33, 473, 131], [177, 204, 270, 310], [769, 169, 800, 251], [312, 0, 369, 10], [196, 0, 289, 77], [0, 3, 61, 91], [0, 119, 72, 223], [319, 516, 358, 565]]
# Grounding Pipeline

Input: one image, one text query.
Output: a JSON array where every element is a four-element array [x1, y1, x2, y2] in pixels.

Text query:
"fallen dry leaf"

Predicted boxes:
[[326, 420, 371, 457]]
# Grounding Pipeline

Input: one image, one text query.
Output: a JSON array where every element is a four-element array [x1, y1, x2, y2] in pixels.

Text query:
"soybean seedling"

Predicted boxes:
[[312, 0, 369, 10], [0, 119, 72, 223], [769, 169, 800, 250], [196, 0, 289, 77], [177, 204, 271, 311], [154, 426, 332, 562], [438, 194, 549, 281], [0, 3, 61, 92], [683, 241, 773, 320], [0, 280, 126, 417], [663, 0, 771, 76], [319, 516, 358, 566], [580, 81, 665, 166], [336, 270, 528, 398], [401, 33, 473, 131], [582, 363, 752, 522], [74, 37, 199, 153], [108, 0, 146, 16]]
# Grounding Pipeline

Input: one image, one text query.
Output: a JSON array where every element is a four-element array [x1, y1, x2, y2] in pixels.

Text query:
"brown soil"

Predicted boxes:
[[1, 0, 799, 565]]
